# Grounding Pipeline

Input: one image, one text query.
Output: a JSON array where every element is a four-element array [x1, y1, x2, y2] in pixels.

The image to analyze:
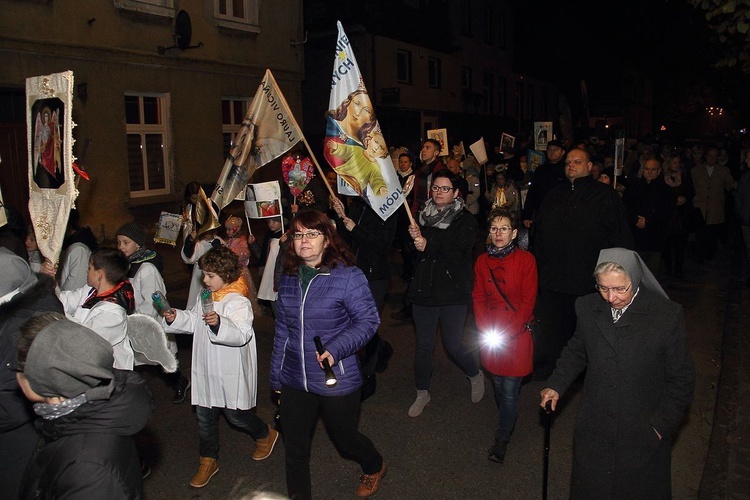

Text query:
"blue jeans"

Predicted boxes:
[[490, 375, 523, 443], [195, 406, 269, 459], [412, 304, 479, 390]]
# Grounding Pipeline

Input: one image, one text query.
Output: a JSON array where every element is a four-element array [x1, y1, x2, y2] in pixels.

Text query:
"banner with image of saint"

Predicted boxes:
[[244, 181, 283, 219], [324, 21, 403, 221], [212, 69, 303, 210], [26, 70, 78, 264]]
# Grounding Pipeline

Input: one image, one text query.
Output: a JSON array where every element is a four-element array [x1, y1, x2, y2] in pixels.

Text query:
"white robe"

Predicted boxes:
[[58, 286, 133, 370], [130, 261, 176, 355], [181, 239, 221, 309], [164, 292, 257, 409]]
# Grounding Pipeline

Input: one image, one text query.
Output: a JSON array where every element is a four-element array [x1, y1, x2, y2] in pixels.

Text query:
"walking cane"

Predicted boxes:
[[543, 400, 553, 500]]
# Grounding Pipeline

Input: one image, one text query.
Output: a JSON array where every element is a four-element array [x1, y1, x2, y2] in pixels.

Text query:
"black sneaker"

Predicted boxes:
[[173, 375, 191, 404], [390, 305, 412, 322], [375, 341, 394, 374], [488, 440, 508, 463]]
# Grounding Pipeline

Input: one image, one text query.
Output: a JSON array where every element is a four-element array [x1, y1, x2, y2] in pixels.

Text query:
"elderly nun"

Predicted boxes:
[[540, 247, 695, 499]]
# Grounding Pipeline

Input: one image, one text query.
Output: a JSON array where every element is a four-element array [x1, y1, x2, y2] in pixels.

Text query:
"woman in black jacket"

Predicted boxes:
[[406, 170, 483, 417]]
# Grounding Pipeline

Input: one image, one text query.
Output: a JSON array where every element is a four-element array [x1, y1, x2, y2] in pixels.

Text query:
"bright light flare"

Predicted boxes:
[[482, 330, 505, 349]]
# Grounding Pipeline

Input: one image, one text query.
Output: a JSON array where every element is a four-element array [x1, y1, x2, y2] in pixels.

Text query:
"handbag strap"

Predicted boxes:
[[486, 262, 516, 312]]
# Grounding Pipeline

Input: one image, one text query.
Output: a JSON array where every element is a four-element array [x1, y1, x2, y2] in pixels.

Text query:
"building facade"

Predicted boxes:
[[0, 0, 304, 237]]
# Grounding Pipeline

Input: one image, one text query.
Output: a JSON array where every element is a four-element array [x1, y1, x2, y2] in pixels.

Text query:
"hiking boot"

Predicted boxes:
[[408, 390, 431, 417], [252, 425, 279, 461], [469, 372, 485, 403], [190, 457, 218, 488], [488, 440, 508, 463], [173, 374, 190, 404], [356, 462, 387, 497]]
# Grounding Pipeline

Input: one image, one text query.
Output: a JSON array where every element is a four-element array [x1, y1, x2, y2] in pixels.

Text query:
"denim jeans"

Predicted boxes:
[[195, 406, 269, 459], [280, 385, 382, 500], [412, 304, 479, 390], [490, 375, 523, 443]]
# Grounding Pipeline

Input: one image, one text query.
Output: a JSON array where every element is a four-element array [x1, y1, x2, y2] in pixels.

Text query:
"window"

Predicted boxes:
[[483, 3, 493, 44], [526, 84, 535, 119], [214, 0, 259, 33], [222, 98, 250, 156], [482, 72, 494, 114], [113, 0, 174, 18], [461, 0, 471, 36], [461, 67, 472, 89], [428, 57, 441, 88], [397, 49, 413, 84], [498, 76, 507, 116], [498, 13, 507, 48], [540, 87, 548, 117], [124, 93, 171, 197]]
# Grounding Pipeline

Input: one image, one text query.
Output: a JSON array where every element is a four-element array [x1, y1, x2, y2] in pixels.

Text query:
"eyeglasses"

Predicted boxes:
[[489, 226, 513, 234], [594, 283, 632, 294], [431, 185, 454, 193], [292, 230, 323, 240]]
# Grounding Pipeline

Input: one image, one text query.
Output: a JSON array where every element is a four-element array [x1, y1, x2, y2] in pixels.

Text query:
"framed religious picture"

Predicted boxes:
[[527, 150, 544, 172], [427, 128, 449, 156], [534, 121, 553, 151], [500, 133, 515, 153]]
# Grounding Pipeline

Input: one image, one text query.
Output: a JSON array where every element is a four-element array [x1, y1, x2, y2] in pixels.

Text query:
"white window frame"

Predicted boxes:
[[397, 49, 413, 84], [125, 93, 172, 198], [428, 57, 442, 89], [214, 0, 260, 33], [113, 0, 175, 18], [221, 97, 251, 155]]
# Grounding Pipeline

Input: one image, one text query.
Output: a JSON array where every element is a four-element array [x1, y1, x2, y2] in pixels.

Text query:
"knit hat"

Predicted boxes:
[[23, 317, 115, 400], [0, 247, 38, 305], [116, 222, 146, 247]]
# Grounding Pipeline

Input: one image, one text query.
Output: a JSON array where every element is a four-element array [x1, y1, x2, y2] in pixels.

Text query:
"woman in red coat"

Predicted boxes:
[[472, 207, 537, 463]]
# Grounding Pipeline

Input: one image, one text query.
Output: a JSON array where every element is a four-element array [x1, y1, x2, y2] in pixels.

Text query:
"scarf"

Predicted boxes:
[[82, 281, 135, 314], [487, 241, 517, 260], [127, 247, 159, 277], [33, 393, 88, 420], [664, 169, 683, 187], [212, 277, 249, 302], [419, 198, 465, 229]]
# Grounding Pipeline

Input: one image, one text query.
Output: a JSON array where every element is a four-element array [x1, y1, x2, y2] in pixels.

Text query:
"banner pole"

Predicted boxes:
[[300, 136, 336, 198]]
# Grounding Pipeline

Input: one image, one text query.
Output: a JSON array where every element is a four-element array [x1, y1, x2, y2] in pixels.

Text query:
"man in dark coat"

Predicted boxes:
[[521, 139, 567, 230], [0, 248, 63, 500], [541, 248, 695, 499], [532, 148, 634, 378]]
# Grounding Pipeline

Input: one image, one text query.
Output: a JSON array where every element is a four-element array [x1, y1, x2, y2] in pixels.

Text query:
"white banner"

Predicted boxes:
[[324, 21, 403, 221]]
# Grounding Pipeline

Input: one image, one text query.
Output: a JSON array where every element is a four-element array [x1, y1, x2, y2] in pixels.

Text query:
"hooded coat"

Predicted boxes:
[[19, 370, 153, 500]]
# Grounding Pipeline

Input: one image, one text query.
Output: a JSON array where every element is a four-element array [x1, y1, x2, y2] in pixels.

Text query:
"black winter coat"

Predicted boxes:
[[546, 289, 695, 499], [407, 208, 477, 306], [623, 177, 674, 252], [534, 176, 634, 296], [341, 198, 397, 281], [19, 370, 153, 500]]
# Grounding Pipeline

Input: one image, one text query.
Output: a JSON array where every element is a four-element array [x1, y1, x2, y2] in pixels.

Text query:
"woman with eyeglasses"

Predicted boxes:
[[540, 248, 694, 499], [270, 210, 386, 499], [406, 170, 482, 417], [472, 208, 537, 463]]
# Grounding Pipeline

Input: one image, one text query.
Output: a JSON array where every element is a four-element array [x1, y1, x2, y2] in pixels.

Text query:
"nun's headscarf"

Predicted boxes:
[[595, 247, 668, 298]]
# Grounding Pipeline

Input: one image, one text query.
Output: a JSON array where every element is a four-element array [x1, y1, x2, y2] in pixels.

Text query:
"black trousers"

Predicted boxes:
[[280, 385, 382, 500], [533, 289, 579, 375]]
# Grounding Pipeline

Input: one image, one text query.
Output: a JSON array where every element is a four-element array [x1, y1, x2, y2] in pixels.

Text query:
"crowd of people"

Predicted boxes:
[[6, 128, 750, 499]]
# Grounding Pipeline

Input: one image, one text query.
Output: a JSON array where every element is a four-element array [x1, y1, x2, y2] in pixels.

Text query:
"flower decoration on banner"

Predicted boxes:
[[281, 154, 315, 197], [298, 190, 316, 207]]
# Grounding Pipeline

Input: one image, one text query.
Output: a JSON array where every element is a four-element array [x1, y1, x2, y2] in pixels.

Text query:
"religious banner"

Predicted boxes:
[[324, 21, 403, 221], [500, 133, 515, 153], [244, 181, 282, 219], [26, 70, 77, 264], [211, 69, 303, 210], [534, 121, 553, 151], [427, 128, 449, 156], [0, 185, 6, 228], [153, 211, 183, 247]]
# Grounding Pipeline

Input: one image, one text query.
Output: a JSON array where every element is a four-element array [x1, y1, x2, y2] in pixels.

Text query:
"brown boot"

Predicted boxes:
[[356, 462, 386, 497], [252, 425, 279, 461], [190, 457, 218, 488]]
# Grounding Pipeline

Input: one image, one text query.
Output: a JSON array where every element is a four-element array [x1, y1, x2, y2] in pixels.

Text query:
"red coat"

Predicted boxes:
[[472, 249, 537, 377]]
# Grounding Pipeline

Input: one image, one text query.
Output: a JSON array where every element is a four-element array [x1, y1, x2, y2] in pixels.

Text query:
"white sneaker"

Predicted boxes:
[[408, 390, 431, 417], [469, 372, 485, 403]]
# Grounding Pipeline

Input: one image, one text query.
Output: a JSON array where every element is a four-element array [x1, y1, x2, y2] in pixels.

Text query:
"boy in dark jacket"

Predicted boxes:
[[15, 313, 153, 499]]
